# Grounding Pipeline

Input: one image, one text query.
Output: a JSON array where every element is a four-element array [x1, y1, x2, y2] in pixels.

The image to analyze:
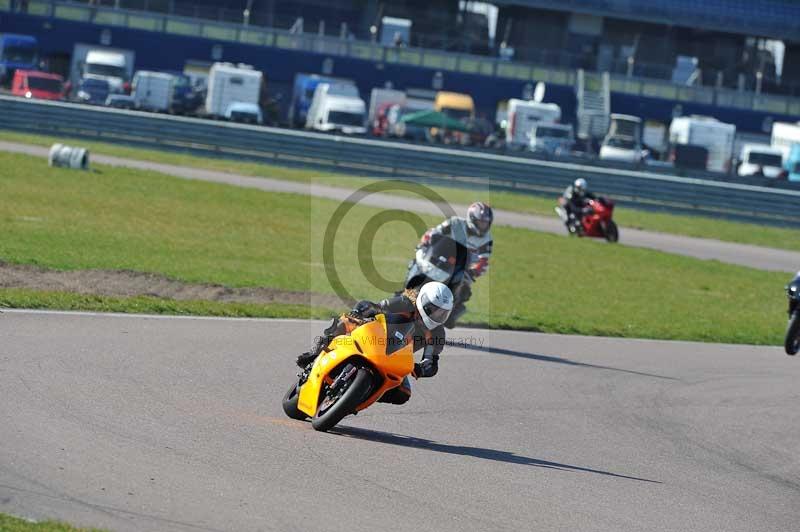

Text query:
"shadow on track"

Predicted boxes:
[[332, 426, 661, 484], [449, 341, 678, 381]]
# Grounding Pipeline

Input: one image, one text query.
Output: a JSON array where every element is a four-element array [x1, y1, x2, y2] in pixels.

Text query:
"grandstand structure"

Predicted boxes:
[[2, 0, 799, 133]]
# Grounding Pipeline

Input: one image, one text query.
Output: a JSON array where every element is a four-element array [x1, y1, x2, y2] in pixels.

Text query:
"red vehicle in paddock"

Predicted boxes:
[[555, 196, 619, 242], [11, 70, 65, 101]]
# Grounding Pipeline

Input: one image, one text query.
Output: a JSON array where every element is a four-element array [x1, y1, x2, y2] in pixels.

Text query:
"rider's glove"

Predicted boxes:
[[469, 256, 489, 278], [352, 300, 379, 318], [419, 230, 433, 247]]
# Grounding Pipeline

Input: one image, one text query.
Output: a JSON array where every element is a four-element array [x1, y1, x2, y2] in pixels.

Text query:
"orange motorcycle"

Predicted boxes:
[[282, 313, 415, 432]]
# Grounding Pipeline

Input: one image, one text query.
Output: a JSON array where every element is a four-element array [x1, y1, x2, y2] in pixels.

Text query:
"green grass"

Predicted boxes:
[[0, 288, 335, 319], [2, 129, 798, 251], [0, 513, 106, 532], [0, 150, 788, 345]]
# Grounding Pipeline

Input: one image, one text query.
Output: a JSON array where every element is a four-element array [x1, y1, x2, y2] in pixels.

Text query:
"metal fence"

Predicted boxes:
[[1, 95, 799, 227], [5, 0, 800, 117]]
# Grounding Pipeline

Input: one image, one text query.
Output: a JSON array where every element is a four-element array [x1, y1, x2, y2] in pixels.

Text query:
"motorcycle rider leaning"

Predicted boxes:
[[296, 282, 454, 404], [562, 178, 597, 234], [417, 201, 493, 324]]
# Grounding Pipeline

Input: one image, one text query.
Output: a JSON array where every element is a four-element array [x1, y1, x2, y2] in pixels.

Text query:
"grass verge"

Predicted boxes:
[[0, 150, 788, 345], [0, 288, 335, 319], [2, 129, 798, 251], [0, 513, 106, 532]]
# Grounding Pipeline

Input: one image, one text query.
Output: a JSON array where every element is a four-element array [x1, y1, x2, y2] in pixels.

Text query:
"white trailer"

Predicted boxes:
[[505, 99, 561, 148], [131, 71, 174, 112], [669, 116, 736, 173], [771, 122, 800, 161], [205, 63, 263, 118], [368, 88, 406, 130]]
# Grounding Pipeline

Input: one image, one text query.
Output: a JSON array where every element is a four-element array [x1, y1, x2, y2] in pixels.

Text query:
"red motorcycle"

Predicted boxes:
[[555, 196, 619, 242]]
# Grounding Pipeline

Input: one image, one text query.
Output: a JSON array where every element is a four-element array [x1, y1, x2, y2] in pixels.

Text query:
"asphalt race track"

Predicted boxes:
[[1, 310, 798, 532], [2, 140, 799, 273]]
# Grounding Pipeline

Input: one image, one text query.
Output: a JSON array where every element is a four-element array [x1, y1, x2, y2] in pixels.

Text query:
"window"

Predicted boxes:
[[27, 77, 62, 93]]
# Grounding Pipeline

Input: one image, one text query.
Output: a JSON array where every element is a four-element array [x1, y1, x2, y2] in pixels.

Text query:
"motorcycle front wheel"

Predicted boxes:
[[282, 381, 308, 420], [312, 367, 372, 432], [784, 311, 800, 355], [603, 220, 619, 243]]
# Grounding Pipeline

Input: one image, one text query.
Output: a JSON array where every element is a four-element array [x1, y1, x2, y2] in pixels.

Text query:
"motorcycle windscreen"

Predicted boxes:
[[420, 236, 469, 280]]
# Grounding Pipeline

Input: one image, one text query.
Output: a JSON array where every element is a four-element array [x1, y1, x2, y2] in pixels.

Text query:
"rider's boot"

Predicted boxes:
[[296, 317, 340, 368]]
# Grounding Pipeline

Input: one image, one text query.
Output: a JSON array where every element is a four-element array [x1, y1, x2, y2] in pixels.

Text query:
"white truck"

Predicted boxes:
[[599, 114, 643, 164], [737, 144, 785, 178], [771, 122, 800, 161], [70, 44, 135, 94], [131, 71, 174, 112], [205, 63, 263, 119], [669, 116, 736, 173], [305, 82, 366, 135], [505, 99, 561, 149]]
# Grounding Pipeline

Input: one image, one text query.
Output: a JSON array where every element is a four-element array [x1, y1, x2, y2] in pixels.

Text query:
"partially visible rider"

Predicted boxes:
[[561, 178, 597, 234], [417, 202, 493, 323], [296, 283, 454, 404]]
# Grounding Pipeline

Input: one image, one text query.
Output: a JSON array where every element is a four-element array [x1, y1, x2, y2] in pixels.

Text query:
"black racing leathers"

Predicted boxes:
[[299, 294, 445, 379]]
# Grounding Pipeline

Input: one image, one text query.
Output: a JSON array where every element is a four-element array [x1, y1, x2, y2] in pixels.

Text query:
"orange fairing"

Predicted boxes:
[[296, 314, 415, 417]]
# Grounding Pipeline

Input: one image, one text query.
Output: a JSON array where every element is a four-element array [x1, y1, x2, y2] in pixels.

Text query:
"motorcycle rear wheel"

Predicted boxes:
[[311, 367, 372, 432], [604, 220, 619, 243], [784, 312, 800, 355], [282, 381, 308, 420]]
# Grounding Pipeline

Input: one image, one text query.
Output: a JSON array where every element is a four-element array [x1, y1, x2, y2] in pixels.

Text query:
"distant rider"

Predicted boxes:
[[296, 283, 454, 405], [561, 178, 596, 234], [417, 202, 493, 324]]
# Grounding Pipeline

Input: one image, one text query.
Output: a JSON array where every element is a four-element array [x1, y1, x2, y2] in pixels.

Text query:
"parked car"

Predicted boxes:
[[529, 123, 575, 156], [11, 70, 64, 100], [737, 144, 785, 178], [75, 78, 111, 105]]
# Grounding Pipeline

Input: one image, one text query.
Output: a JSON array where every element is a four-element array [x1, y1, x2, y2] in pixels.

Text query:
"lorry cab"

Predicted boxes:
[[434, 91, 474, 121], [0, 34, 38, 86], [306, 82, 366, 134], [737, 144, 785, 178], [600, 114, 643, 163], [83, 50, 129, 93], [289, 73, 340, 128], [529, 123, 575, 155], [11, 70, 64, 101]]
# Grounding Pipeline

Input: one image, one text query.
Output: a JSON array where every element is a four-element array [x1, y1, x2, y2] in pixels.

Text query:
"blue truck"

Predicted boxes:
[[288, 73, 339, 128], [0, 34, 38, 86]]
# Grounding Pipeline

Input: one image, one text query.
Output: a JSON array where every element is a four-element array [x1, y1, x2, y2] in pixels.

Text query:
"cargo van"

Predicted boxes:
[[205, 63, 263, 119], [669, 116, 736, 173], [505, 99, 561, 149], [737, 144, 784, 178], [11, 70, 64, 100], [305, 82, 366, 135], [131, 71, 175, 112]]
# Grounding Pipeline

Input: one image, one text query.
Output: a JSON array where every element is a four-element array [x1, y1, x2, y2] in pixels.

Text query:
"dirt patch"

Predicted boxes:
[[0, 261, 344, 308]]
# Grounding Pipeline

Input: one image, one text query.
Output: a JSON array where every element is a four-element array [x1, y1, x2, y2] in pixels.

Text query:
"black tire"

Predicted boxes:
[[604, 220, 619, 243], [311, 367, 372, 432], [282, 381, 308, 420], [784, 312, 800, 355]]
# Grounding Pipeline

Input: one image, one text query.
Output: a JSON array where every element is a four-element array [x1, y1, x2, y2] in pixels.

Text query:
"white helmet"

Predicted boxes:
[[574, 178, 588, 194], [416, 282, 454, 330]]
